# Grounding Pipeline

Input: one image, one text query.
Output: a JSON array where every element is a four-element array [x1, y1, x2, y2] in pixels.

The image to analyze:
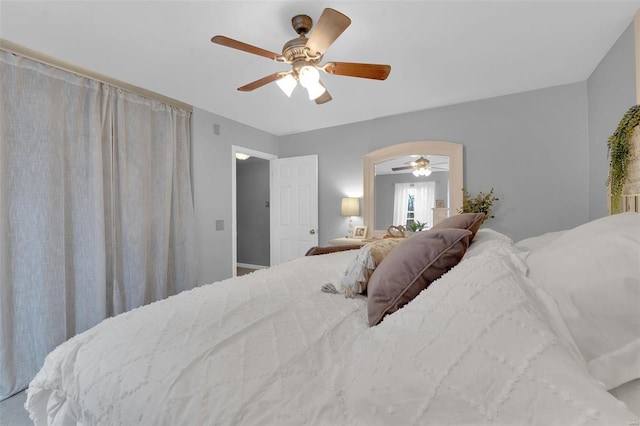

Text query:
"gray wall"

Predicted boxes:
[[374, 171, 449, 229], [587, 22, 637, 220], [192, 107, 278, 285], [192, 21, 635, 279], [279, 82, 590, 244], [236, 157, 270, 266]]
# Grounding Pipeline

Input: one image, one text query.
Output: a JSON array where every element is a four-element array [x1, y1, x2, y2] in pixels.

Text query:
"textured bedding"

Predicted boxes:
[[26, 230, 638, 425]]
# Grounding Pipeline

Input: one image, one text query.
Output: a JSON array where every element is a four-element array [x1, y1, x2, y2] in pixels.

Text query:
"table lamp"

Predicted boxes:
[[340, 197, 360, 238]]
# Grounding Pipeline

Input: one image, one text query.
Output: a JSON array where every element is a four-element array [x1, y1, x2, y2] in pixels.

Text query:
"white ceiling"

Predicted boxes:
[[1, 1, 639, 136]]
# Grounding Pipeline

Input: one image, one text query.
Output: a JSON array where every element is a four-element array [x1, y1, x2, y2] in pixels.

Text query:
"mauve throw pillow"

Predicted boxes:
[[367, 228, 472, 326], [431, 212, 485, 241]]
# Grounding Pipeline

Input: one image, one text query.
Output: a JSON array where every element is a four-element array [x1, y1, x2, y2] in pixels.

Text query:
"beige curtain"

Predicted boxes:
[[0, 51, 196, 400], [111, 90, 195, 312], [393, 183, 411, 227]]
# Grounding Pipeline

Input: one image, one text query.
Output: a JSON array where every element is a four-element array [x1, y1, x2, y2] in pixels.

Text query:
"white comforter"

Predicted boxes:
[[26, 230, 638, 425]]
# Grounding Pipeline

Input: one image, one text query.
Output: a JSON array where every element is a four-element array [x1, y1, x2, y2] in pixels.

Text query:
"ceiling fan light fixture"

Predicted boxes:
[[298, 65, 326, 100], [305, 81, 326, 100], [413, 168, 431, 177], [276, 74, 297, 97], [298, 65, 320, 88], [211, 8, 390, 104]]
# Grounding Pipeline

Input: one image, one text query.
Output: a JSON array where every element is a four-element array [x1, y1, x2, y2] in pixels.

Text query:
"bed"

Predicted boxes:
[[25, 212, 640, 425]]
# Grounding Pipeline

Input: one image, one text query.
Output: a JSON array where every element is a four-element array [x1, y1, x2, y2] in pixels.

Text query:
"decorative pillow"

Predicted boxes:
[[431, 212, 485, 241], [340, 238, 405, 297], [525, 212, 640, 389], [367, 228, 472, 326]]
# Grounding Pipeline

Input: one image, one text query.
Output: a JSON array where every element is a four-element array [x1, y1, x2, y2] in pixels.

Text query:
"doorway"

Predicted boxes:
[[231, 146, 277, 277]]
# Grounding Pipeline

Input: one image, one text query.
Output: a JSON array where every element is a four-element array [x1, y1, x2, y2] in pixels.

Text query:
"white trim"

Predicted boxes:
[[237, 263, 269, 270], [231, 145, 277, 277]]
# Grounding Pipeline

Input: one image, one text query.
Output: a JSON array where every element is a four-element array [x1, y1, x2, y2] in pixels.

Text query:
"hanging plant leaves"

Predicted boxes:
[[607, 105, 640, 214]]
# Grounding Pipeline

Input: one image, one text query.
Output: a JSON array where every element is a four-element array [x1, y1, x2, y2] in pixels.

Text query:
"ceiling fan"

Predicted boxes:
[[211, 8, 391, 104], [392, 156, 448, 177]]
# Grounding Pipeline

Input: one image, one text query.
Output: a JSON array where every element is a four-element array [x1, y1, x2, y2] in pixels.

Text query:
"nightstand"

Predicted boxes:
[[329, 237, 367, 246]]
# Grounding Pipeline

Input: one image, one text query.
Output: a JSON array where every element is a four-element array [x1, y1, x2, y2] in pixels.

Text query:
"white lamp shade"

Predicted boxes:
[[298, 66, 326, 100], [298, 66, 320, 88], [276, 74, 297, 97], [305, 81, 326, 100], [341, 197, 360, 216]]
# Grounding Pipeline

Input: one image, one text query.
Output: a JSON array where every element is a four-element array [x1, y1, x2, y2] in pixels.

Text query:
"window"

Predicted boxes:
[[406, 192, 415, 227], [393, 182, 436, 228]]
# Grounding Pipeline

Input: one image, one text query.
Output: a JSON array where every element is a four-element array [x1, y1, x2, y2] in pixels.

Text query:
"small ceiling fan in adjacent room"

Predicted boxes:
[[392, 156, 449, 177], [211, 8, 391, 104]]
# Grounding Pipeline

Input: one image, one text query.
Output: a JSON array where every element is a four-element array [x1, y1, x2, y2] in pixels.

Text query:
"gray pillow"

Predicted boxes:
[[431, 212, 485, 241], [367, 228, 472, 326]]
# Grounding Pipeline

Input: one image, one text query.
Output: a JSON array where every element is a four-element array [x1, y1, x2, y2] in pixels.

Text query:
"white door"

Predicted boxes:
[[270, 155, 318, 265]]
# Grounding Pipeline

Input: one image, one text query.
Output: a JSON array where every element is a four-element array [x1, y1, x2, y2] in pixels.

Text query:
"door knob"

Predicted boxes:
[[309, 229, 316, 235]]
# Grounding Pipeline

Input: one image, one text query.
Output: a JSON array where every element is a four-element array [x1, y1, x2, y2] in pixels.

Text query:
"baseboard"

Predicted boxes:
[[237, 263, 269, 270]]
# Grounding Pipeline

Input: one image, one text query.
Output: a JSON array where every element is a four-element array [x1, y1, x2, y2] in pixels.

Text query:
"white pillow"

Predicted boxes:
[[525, 212, 640, 389], [514, 230, 566, 253]]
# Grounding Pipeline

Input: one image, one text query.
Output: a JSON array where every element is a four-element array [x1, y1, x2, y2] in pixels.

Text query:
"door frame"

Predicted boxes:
[[231, 145, 277, 277]]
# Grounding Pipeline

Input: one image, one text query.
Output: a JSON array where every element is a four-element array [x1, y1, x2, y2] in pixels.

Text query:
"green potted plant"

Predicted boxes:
[[406, 220, 428, 232], [458, 188, 499, 223], [607, 105, 640, 214]]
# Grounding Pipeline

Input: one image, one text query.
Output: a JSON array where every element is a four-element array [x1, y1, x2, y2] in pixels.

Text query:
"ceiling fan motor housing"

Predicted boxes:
[[282, 36, 323, 77], [282, 37, 308, 63], [291, 14, 313, 35]]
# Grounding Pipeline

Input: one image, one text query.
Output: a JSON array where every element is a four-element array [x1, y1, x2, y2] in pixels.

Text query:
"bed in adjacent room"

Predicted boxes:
[[25, 211, 640, 425]]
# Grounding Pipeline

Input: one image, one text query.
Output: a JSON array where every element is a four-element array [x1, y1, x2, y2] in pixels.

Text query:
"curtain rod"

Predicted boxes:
[[0, 38, 193, 112]]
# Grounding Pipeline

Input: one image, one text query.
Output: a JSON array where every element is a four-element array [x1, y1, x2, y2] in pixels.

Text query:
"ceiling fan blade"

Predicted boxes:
[[315, 81, 332, 104], [305, 8, 351, 56], [391, 166, 415, 172], [211, 35, 281, 61], [325, 62, 391, 80], [237, 73, 284, 92]]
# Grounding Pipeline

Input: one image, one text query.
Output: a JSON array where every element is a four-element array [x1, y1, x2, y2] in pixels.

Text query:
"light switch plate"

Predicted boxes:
[[215, 220, 224, 231]]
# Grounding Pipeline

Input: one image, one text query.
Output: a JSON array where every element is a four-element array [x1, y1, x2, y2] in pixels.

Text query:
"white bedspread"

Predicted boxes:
[[26, 230, 638, 425]]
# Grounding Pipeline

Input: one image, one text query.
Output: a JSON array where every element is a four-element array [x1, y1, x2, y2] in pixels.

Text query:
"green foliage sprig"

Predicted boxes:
[[608, 105, 640, 214], [458, 188, 499, 222]]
